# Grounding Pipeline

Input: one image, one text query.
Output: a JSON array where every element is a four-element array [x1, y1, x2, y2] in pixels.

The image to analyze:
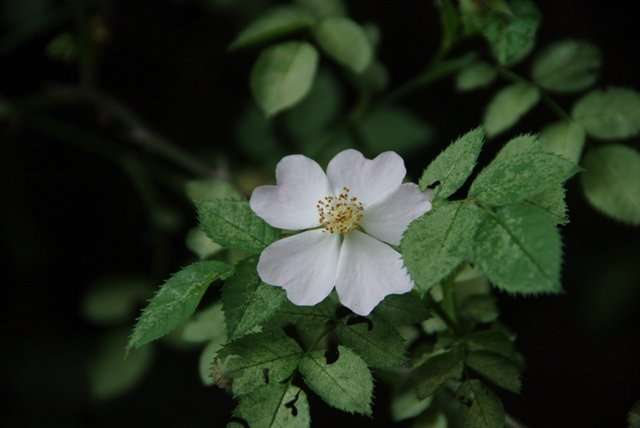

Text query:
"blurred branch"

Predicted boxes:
[[17, 85, 219, 178]]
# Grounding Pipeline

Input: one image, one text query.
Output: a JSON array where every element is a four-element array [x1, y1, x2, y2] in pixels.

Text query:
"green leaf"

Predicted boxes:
[[229, 6, 315, 50], [483, 0, 541, 66], [412, 348, 464, 399], [218, 330, 303, 396], [469, 134, 578, 206], [581, 144, 640, 225], [89, 329, 154, 400], [185, 227, 223, 260], [295, 0, 345, 18], [182, 302, 226, 343], [299, 345, 373, 415], [197, 200, 279, 255], [128, 261, 233, 350], [283, 69, 343, 140], [572, 87, 640, 140], [223, 256, 287, 340], [230, 382, 310, 428], [419, 127, 485, 199], [251, 41, 319, 116], [336, 315, 408, 369], [540, 120, 586, 163], [236, 106, 285, 167], [484, 83, 540, 137], [526, 186, 568, 225], [199, 336, 227, 386], [374, 291, 430, 326], [532, 40, 601, 93], [466, 351, 522, 393], [438, 0, 461, 53], [459, 295, 499, 323], [82, 276, 151, 325], [463, 330, 519, 360], [185, 178, 242, 204], [629, 400, 640, 428], [474, 204, 562, 294], [391, 389, 432, 422], [358, 107, 433, 154], [457, 380, 505, 428], [313, 17, 373, 73], [456, 61, 497, 91], [402, 202, 485, 295]]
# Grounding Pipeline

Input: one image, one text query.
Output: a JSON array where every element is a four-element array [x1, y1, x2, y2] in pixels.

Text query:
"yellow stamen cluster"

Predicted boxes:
[[317, 187, 364, 234]]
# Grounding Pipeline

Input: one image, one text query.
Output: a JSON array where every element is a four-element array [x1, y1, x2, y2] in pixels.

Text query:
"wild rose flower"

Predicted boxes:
[[250, 149, 431, 315]]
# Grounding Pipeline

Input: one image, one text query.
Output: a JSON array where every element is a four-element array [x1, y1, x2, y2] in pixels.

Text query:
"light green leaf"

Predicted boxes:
[[336, 315, 408, 369], [313, 17, 373, 73], [197, 200, 279, 254], [392, 390, 432, 422], [283, 69, 342, 140], [229, 6, 315, 50], [483, 0, 541, 66], [466, 351, 522, 393], [185, 178, 242, 204], [527, 186, 568, 225], [374, 291, 430, 326], [457, 380, 505, 428], [182, 302, 226, 343], [295, 0, 345, 18], [128, 261, 233, 350], [223, 256, 287, 340], [474, 204, 562, 294], [532, 40, 601, 93], [456, 61, 497, 91], [218, 330, 303, 396], [572, 87, 640, 140], [540, 120, 586, 163], [186, 227, 223, 260], [358, 107, 433, 154], [251, 41, 319, 116], [82, 276, 151, 325], [469, 135, 578, 206], [419, 127, 485, 199], [629, 400, 640, 428], [412, 348, 464, 399], [230, 382, 310, 428], [484, 83, 540, 137], [199, 336, 227, 386], [89, 329, 154, 400], [402, 202, 486, 295], [460, 295, 499, 323], [299, 345, 373, 415], [581, 144, 640, 225]]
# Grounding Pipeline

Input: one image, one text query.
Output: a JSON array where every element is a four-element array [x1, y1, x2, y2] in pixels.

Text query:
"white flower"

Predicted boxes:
[[250, 149, 432, 316]]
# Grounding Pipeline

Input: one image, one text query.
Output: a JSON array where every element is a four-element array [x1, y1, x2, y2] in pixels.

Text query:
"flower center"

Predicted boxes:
[[317, 187, 364, 234]]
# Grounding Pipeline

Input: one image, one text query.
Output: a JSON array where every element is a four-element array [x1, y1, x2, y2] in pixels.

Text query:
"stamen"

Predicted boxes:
[[317, 187, 364, 234]]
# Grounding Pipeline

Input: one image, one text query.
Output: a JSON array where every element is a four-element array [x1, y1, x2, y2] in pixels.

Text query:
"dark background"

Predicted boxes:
[[3, 1, 640, 427]]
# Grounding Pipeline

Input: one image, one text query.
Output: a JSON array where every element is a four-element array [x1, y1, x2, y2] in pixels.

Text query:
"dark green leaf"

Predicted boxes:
[[419, 127, 485, 199], [129, 261, 233, 350], [251, 41, 319, 116], [629, 400, 640, 428], [223, 256, 287, 339], [230, 382, 310, 428], [358, 107, 433, 154], [374, 291, 430, 326], [466, 351, 522, 393], [581, 144, 640, 225], [197, 200, 280, 254], [218, 330, 303, 396], [572, 87, 640, 140], [532, 40, 601, 93], [295, 0, 345, 18], [474, 204, 563, 294], [457, 380, 505, 428], [412, 348, 464, 399], [229, 6, 315, 50], [313, 17, 372, 73], [299, 346, 373, 415], [526, 186, 568, 225], [484, 83, 540, 137]]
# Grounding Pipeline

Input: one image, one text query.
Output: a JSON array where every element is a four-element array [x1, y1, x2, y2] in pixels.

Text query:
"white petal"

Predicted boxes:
[[335, 230, 413, 316], [361, 183, 432, 246], [257, 230, 341, 306], [250, 155, 331, 230], [326, 149, 406, 207]]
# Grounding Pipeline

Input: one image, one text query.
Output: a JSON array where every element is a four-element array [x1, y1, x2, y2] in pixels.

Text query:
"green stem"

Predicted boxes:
[[496, 66, 571, 121]]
